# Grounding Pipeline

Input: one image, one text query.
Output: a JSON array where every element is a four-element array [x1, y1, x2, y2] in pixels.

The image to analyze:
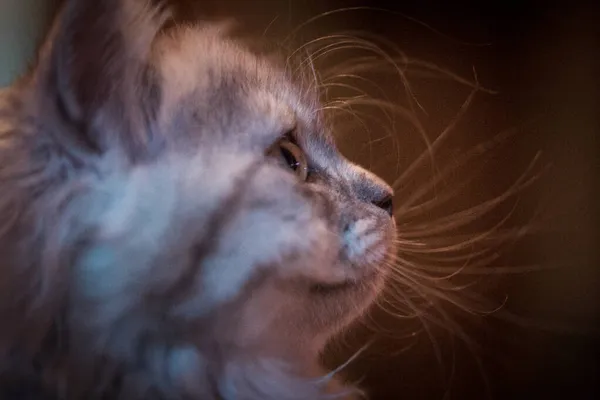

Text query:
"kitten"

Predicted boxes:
[[0, 0, 396, 398]]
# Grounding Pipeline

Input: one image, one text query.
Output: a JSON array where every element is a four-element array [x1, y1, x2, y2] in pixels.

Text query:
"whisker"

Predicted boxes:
[[397, 152, 545, 239], [262, 15, 280, 37], [392, 78, 479, 192], [295, 34, 433, 160], [283, 7, 492, 47]]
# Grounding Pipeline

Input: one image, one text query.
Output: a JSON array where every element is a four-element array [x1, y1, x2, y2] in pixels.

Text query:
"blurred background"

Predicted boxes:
[[1, 0, 598, 399]]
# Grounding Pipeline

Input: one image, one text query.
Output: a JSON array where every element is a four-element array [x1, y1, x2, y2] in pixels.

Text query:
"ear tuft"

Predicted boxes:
[[36, 0, 170, 158]]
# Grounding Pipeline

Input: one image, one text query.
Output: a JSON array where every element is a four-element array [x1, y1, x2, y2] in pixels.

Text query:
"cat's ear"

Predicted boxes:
[[33, 0, 170, 158]]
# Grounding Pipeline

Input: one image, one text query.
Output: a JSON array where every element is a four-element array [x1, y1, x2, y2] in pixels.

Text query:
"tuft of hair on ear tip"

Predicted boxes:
[[119, 0, 173, 61], [36, 0, 172, 159]]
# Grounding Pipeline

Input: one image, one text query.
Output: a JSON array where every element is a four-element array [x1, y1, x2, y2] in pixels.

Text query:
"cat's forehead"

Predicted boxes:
[[152, 25, 321, 147]]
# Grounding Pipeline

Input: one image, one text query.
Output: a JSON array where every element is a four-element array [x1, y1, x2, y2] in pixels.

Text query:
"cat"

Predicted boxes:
[[0, 0, 397, 398]]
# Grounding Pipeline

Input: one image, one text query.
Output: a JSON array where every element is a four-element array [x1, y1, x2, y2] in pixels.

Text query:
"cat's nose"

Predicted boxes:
[[372, 194, 394, 217]]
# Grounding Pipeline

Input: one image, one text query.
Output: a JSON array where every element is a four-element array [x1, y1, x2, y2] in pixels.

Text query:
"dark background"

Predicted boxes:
[[22, 0, 600, 399]]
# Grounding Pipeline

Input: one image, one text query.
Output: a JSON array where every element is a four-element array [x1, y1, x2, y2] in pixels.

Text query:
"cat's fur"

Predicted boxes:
[[0, 0, 396, 398]]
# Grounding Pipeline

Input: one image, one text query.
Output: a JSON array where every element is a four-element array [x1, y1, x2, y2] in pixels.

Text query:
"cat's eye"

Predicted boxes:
[[267, 138, 309, 181]]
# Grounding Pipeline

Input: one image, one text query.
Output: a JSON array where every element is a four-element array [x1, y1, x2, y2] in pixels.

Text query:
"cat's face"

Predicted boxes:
[[71, 23, 396, 361], [0, 0, 395, 395]]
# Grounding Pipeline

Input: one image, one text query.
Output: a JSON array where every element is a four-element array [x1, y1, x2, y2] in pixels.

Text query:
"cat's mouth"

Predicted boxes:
[[309, 281, 355, 294], [308, 270, 379, 295]]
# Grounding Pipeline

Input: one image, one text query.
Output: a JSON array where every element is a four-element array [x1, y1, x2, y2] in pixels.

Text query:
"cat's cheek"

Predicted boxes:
[[171, 166, 341, 320], [275, 220, 344, 285]]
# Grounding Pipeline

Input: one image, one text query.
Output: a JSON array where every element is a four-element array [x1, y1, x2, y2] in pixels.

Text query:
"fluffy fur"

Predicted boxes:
[[0, 0, 396, 399]]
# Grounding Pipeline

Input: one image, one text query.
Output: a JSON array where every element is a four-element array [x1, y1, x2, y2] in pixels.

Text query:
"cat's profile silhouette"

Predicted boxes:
[[0, 0, 396, 398]]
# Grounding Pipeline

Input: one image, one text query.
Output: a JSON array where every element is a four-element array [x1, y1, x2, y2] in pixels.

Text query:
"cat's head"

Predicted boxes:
[[0, 0, 396, 397]]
